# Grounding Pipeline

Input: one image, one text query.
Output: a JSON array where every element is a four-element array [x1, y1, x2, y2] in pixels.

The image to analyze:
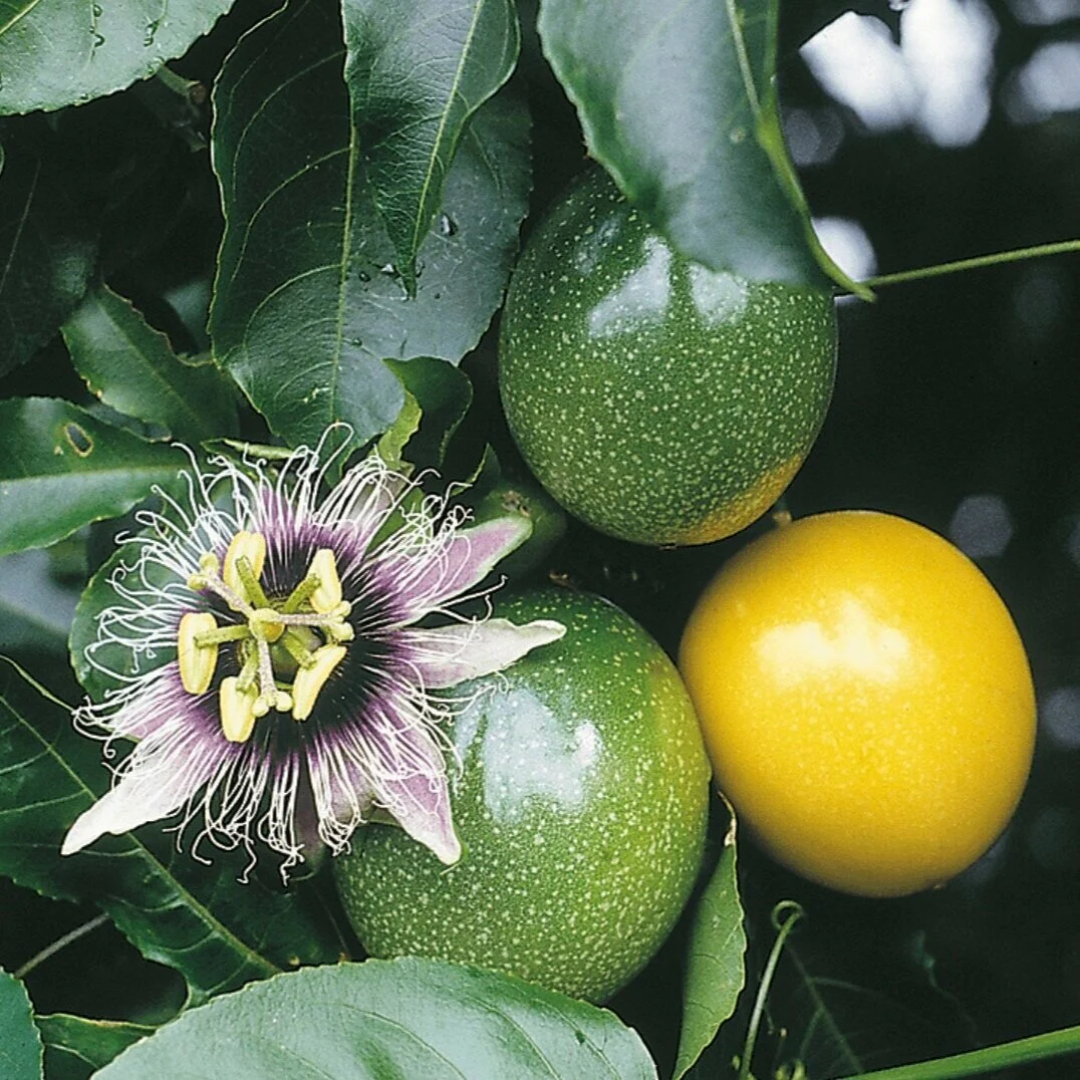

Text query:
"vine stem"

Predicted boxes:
[[14, 913, 110, 979], [737, 901, 804, 1080], [858, 239, 1080, 291], [831, 1024, 1080, 1080]]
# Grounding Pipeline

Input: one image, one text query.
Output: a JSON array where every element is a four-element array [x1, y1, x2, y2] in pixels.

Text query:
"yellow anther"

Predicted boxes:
[[177, 612, 219, 695], [291, 645, 346, 721], [219, 677, 258, 743], [324, 621, 355, 644], [308, 549, 343, 614], [250, 608, 285, 643], [223, 531, 267, 597]]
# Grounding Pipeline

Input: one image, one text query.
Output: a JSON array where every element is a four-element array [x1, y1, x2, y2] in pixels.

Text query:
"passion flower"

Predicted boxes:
[[61, 433, 564, 878]]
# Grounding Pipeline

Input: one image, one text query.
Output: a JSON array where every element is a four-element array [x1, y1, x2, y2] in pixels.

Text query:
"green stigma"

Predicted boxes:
[[177, 532, 352, 742]]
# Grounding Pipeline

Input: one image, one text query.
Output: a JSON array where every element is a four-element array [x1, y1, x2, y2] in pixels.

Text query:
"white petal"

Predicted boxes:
[[61, 750, 217, 855], [304, 696, 461, 864], [373, 721, 462, 864], [380, 516, 532, 625], [405, 618, 566, 689]]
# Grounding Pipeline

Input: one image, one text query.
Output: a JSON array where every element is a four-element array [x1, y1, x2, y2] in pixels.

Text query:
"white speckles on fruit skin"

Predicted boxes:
[[498, 167, 839, 546], [334, 588, 710, 1004]]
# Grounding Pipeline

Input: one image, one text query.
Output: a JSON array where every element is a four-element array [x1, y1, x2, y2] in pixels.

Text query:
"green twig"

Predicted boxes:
[[14, 912, 111, 979], [831, 1024, 1080, 1080], [738, 901, 804, 1080], [861, 239, 1080, 290]]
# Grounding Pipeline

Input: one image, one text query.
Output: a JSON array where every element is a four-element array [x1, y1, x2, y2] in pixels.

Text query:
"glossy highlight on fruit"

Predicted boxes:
[[498, 166, 838, 546], [679, 510, 1036, 898], [335, 587, 710, 1002]]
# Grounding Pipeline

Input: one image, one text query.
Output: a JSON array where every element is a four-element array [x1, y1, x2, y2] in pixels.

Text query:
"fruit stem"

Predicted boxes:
[[855, 239, 1080, 291], [830, 1023, 1080, 1080], [737, 900, 804, 1080]]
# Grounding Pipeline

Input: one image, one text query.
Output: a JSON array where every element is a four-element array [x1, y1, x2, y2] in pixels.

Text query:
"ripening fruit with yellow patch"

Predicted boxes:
[[679, 510, 1036, 897], [498, 165, 837, 546]]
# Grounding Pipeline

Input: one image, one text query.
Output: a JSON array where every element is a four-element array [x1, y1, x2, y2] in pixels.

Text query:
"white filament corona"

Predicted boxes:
[[64, 428, 565, 880]]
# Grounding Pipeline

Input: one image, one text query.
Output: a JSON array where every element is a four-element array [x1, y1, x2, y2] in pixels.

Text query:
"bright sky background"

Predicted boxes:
[[798, 0, 1080, 286]]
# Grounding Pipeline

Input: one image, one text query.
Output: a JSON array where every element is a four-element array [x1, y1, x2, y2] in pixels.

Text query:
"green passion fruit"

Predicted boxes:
[[498, 166, 838, 546], [335, 587, 710, 1003]]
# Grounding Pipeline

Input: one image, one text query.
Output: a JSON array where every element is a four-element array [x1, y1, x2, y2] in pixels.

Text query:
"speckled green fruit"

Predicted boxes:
[[498, 167, 838, 546], [334, 587, 710, 1003]]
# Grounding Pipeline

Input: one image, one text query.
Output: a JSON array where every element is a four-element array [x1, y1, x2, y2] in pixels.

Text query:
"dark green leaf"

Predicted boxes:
[[36, 1014, 151, 1080], [62, 283, 238, 443], [209, 0, 530, 453], [0, 130, 97, 376], [0, 0, 237, 115], [0, 660, 345, 1003], [68, 538, 156, 705], [95, 957, 659, 1079], [763, 917, 979, 1078], [0, 550, 80, 654], [537, 0, 851, 291], [342, 0, 519, 293], [674, 833, 746, 1079], [384, 357, 473, 469], [375, 392, 423, 471], [0, 399, 185, 556], [0, 969, 42, 1080]]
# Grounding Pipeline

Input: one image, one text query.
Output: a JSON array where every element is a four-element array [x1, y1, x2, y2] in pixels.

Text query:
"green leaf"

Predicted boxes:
[[384, 357, 473, 470], [36, 1014, 151, 1080], [0, 129, 97, 376], [0, 399, 186, 556], [209, 0, 531, 453], [674, 832, 746, 1079], [95, 957, 659, 1079], [0, 0, 237, 115], [342, 0, 520, 293], [69, 533, 173, 703], [763, 918, 979, 1078], [537, 0, 851, 291], [0, 660, 345, 1003], [375, 392, 423, 471], [467, 465, 568, 582], [0, 550, 80, 654], [62, 283, 238, 444], [0, 969, 42, 1080]]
